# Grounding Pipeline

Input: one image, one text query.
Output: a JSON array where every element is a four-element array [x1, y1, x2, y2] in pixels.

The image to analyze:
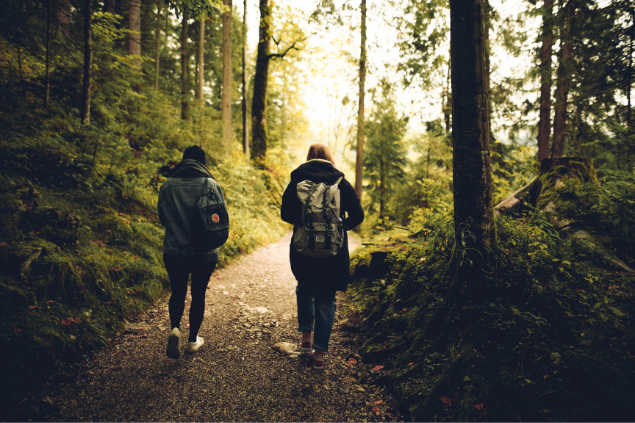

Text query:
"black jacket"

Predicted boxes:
[[281, 159, 364, 292]]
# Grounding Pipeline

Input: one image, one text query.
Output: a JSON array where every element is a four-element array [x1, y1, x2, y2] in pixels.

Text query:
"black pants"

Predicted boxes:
[[164, 256, 217, 342]]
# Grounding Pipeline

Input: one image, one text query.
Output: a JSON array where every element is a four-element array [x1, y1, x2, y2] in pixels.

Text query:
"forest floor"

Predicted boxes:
[[18, 232, 402, 422]]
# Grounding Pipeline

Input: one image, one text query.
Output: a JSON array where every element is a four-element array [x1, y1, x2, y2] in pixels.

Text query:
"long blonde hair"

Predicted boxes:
[[306, 143, 336, 167]]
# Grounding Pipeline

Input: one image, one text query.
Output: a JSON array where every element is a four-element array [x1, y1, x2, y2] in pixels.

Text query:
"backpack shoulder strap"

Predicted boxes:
[[334, 176, 344, 187]]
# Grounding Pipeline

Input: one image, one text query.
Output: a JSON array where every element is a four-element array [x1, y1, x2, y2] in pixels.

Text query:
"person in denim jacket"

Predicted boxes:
[[158, 146, 218, 358]]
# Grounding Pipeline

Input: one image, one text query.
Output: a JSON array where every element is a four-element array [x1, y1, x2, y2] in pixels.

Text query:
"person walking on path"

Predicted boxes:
[[158, 146, 219, 359], [281, 144, 364, 369]]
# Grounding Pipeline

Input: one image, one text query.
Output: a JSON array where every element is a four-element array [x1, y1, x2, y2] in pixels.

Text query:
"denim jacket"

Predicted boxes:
[[158, 160, 219, 262]]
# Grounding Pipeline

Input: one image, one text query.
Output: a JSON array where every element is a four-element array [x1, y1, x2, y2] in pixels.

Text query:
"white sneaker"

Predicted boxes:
[[166, 327, 181, 359], [186, 336, 204, 354]]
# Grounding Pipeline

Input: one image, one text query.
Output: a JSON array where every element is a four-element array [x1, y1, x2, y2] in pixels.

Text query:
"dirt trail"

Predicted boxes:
[[39, 232, 400, 422]]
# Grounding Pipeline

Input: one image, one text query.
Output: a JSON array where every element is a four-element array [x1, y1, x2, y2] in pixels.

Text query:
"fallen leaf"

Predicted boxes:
[[14, 328, 22, 333], [347, 358, 357, 364], [113, 267, 122, 272], [474, 404, 484, 411], [372, 407, 380, 413], [47, 300, 53, 304], [384, 413, 393, 419], [373, 365, 385, 371], [409, 362, 414, 366], [439, 396, 452, 407], [374, 400, 384, 405], [138, 334, 148, 338], [28, 305, 36, 310]]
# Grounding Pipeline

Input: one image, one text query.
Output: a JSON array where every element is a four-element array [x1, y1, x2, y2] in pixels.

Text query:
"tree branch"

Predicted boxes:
[[266, 38, 306, 60]]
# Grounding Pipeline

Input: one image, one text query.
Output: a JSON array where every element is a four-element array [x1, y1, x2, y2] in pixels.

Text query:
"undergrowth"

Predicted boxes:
[[0, 87, 287, 406], [348, 210, 635, 421]]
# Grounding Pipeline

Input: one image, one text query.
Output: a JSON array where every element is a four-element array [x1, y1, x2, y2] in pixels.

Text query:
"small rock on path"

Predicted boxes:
[[40, 232, 401, 422]]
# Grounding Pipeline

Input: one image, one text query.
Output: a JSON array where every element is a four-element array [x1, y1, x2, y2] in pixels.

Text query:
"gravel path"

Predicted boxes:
[[41, 232, 401, 422]]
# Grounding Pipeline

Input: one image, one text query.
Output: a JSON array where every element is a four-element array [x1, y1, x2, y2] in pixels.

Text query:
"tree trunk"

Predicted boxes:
[[129, 0, 141, 69], [251, 0, 272, 162], [379, 156, 385, 218], [443, 67, 451, 133], [81, 0, 92, 125], [242, 0, 249, 156], [551, 0, 575, 159], [45, 0, 51, 108], [627, 27, 632, 136], [355, 0, 367, 208], [197, 13, 205, 103], [103, 0, 115, 14], [52, 0, 70, 39], [222, 0, 233, 146], [155, 0, 161, 90], [181, 7, 190, 120], [450, 0, 496, 266], [538, 0, 554, 163]]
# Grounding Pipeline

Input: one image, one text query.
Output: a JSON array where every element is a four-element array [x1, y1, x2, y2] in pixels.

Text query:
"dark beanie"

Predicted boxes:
[[182, 145, 206, 166]]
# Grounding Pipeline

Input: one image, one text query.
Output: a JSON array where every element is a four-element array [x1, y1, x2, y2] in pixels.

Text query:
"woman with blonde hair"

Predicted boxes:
[[281, 143, 364, 369]]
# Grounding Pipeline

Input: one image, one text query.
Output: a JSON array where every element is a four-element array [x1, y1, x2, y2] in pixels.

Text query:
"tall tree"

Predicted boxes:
[[103, 0, 115, 14], [181, 7, 190, 120], [538, 0, 554, 163], [363, 82, 408, 219], [80, 0, 92, 125], [251, 0, 272, 161], [450, 0, 495, 267], [222, 0, 233, 146], [155, 0, 161, 91], [552, 0, 575, 159], [242, 0, 249, 156], [355, 0, 367, 208], [52, 0, 70, 38], [197, 12, 205, 102], [45, 0, 51, 108], [129, 0, 141, 69]]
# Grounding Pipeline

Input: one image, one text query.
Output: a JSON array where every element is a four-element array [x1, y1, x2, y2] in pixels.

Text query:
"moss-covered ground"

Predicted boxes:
[[347, 208, 635, 421], [0, 120, 287, 409]]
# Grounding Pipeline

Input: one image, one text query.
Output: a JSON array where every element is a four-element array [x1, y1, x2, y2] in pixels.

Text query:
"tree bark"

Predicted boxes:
[[52, 0, 71, 39], [355, 0, 367, 208], [379, 155, 385, 218], [222, 0, 233, 146], [129, 0, 141, 69], [103, 0, 116, 14], [155, 0, 161, 91], [197, 13, 205, 102], [251, 0, 272, 162], [538, 0, 554, 163], [242, 0, 249, 156], [181, 7, 190, 120], [450, 0, 496, 266], [81, 0, 92, 125], [551, 0, 575, 159], [627, 26, 632, 136], [45, 0, 51, 108]]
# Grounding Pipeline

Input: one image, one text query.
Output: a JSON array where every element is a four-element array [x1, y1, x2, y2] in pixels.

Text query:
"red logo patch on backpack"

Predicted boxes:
[[212, 214, 220, 223]]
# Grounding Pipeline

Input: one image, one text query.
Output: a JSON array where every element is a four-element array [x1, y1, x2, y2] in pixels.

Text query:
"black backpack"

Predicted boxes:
[[191, 178, 230, 250]]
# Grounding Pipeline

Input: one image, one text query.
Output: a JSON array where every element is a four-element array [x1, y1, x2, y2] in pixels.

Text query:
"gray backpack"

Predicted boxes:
[[293, 176, 345, 257]]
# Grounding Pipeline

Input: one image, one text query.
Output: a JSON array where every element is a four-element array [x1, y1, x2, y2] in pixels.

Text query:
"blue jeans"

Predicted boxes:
[[296, 285, 336, 352]]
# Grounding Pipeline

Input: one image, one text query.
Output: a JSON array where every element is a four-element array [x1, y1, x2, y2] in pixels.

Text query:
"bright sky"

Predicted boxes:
[[241, 0, 539, 171]]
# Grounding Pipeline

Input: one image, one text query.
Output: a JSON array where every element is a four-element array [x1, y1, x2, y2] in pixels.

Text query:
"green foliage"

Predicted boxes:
[[349, 212, 635, 421], [0, 2, 287, 405], [362, 81, 409, 229]]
